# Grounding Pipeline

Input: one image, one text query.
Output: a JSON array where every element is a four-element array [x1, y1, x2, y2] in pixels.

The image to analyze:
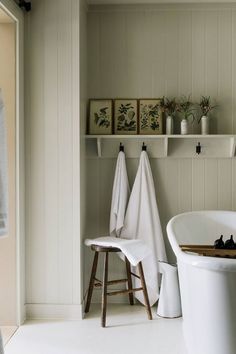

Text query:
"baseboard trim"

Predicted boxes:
[[26, 304, 83, 320]]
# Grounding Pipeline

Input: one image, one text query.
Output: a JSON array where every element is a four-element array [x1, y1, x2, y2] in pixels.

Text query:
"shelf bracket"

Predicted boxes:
[[97, 138, 102, 157], [164, 137, 168, 157], [230, 137, 236, 158]]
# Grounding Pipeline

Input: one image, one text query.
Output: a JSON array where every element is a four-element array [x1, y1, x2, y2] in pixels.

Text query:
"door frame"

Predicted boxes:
[[0, 0, 25, 325]]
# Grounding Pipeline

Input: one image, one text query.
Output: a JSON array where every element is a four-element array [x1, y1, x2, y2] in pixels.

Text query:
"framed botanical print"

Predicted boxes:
[[89, 99, 113, 135], [139, 99, 163, 135], [114, 99, 138, 135]]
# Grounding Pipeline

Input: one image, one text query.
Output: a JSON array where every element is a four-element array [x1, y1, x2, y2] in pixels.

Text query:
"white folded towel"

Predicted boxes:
[[121, 151, 167, 306], [0, 89, 8, 236], [84, 236, 151, 267], [110, 151, 130, 237]]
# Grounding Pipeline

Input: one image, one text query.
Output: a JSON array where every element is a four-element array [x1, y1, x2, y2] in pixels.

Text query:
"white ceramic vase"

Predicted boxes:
[[181, 119, 188, 135], [166, 116, 174, 135], [201, 115, 209, 135]]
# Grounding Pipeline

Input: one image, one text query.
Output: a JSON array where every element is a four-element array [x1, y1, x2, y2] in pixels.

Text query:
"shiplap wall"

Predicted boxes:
[[84, 4, 236, 298], [25, 0, 86, 318]]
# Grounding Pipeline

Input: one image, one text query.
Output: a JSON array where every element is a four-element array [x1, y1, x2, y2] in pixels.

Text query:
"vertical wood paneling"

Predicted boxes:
[[164, 12, 179, 97], [108, 12, 128, 96], [178, 11, 192, 96], [57, 0, 73, 304], [150, 12, 166, 97], [218, 159, 232, 210], [205, 159, 218, 209], [86, 5, 236, 300], [164, 159, 179, 217], [26, 0, 84, 309], [178, 159, 192, 213], [218, 10, 232, 134], [125, 11, 146, 98], [73, 0, 82, 306], [26, 0, 46, 303], [87, 13, 100, 97], [205, 11, 218, 133], [192, 159, 205, 210], [88, 5, 236, 133], [44, 0, 59, 304]]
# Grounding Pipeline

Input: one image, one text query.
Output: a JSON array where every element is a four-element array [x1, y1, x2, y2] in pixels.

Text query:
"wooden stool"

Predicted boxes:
[[85, 245, 152, 327]]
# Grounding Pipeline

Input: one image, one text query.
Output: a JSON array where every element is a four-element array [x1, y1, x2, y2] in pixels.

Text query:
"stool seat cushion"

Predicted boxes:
[[84, 236, 151, 266]]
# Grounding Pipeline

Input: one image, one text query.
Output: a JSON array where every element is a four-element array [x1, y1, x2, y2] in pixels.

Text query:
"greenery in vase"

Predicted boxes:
[[178, 95, 195, 123], [140, 103, 160, 131], [198, 96, 217, 123], [160, 96, 179, 117]]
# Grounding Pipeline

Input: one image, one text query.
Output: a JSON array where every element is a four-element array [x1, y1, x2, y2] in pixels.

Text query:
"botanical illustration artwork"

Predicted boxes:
[[89, 100, 113, 134], [114, 100, 138, 135], [139, 99, 163, 135]]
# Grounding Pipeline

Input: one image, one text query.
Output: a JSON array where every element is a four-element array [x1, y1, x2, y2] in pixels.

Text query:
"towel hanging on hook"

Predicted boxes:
[[119, 142, 124, 152], [142, 142, 147, 151]]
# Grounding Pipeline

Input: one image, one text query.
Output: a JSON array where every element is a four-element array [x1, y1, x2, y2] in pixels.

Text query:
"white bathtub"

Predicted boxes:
[[167, 211, 236, 354]]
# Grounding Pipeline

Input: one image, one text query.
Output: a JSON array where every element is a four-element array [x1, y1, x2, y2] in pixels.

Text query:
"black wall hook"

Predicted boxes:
[[142, 142, 147, 151], [119, 143, 124, 152], [17, 0, 31, 12], [196, 142, 201, 155]]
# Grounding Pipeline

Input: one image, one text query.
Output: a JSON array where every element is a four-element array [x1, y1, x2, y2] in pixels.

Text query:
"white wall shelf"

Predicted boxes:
[[85, 135, 236, 158]]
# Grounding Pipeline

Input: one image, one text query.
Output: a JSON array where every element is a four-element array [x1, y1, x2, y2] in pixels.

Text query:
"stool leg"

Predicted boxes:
[[85, 251, 99, 313], [138, 262, 152, 320], [101, 251, 109, 327], [101, 252, 109, 327], [125, 257, 134, 305]]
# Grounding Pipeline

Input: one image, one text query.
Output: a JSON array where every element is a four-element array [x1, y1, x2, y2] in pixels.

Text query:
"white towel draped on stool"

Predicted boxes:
[[84, 236, 151, 267], [110, 151, 130, 237], [0, 89, 8, 236], [121, 150, 167, 306]]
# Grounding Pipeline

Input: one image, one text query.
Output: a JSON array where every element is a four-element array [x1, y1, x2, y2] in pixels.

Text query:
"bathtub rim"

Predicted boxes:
[[167, 210, 236, 272]]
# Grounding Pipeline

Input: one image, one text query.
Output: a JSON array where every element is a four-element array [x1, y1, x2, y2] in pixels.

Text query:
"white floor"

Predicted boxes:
[[5, 305, 187, 354], [0, 327, 18, 346]]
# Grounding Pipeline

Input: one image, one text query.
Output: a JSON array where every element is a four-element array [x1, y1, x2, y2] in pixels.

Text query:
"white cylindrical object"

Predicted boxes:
[[166, 116, 174, 135], [167, 210, 236, 354], [201, 115, 209, 135], [157, 261, 182, 318], [181, 119, 188, 135]]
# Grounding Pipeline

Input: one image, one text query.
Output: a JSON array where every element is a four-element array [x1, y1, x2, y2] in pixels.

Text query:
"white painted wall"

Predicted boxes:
[[84, 3, 236, 301], [0, 0, 25, 325], [0, 22, 16, 325], [25, 0, 87, 319]]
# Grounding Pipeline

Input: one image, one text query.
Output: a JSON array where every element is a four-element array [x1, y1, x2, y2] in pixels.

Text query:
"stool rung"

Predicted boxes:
[[94, 278, 128, 287], [130, 272, 140, 279], [107, 287, 143, 296]]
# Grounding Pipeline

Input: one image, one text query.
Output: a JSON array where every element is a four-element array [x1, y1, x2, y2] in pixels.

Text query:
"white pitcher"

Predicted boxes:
[[157, 261, 182, 318]]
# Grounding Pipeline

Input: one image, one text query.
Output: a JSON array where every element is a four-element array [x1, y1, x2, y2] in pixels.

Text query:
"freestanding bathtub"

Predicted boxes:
[[167, 211, 236, 354]]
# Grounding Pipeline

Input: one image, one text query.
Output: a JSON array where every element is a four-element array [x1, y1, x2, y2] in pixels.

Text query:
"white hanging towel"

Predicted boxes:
[[109, 151, 130, 237], [121, 150, 167, 306], [0, 89, 8, 237]]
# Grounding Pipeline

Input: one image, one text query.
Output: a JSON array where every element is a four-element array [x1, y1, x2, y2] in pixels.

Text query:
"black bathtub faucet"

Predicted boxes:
[[214, 235, 225, 249], [225, 235, 235, 250]]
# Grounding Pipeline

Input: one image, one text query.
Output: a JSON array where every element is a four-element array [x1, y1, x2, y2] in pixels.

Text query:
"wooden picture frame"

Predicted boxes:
[[88, 99, 113, 135], [114, 99, 138, 135], [139, 99, 163, 135]]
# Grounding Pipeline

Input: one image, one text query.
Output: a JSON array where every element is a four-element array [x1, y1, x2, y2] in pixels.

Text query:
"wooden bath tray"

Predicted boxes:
[[180, 245, 236, 258]]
